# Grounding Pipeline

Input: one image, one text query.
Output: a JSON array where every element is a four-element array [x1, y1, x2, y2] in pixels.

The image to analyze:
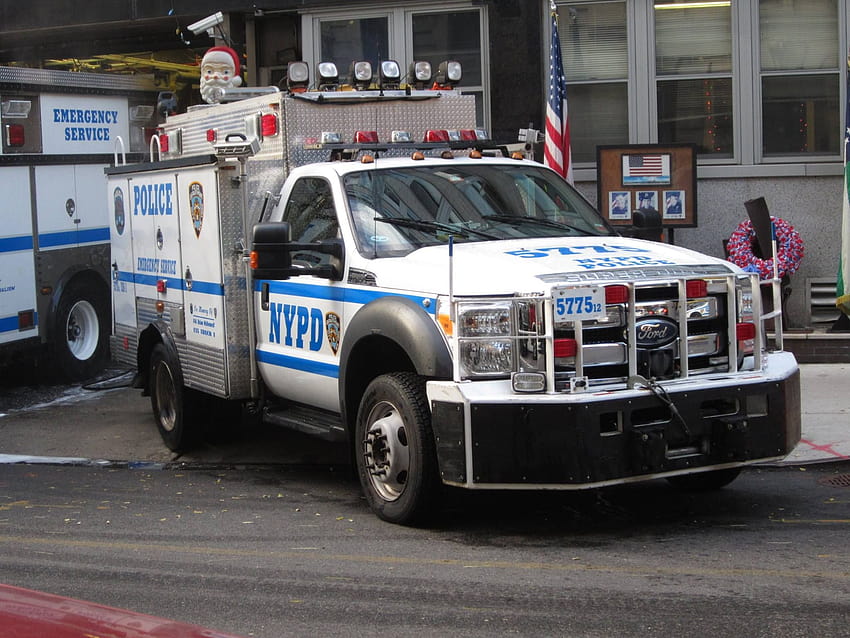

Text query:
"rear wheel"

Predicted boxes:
[[53, 279, 109, 381], [149, 343, 202, 451], [667, 467, 742, 491], [355, 372, 440, 525]]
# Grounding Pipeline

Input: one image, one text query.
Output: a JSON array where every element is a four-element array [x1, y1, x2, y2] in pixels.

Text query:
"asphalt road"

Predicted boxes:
[[1, 461, 849, 637]]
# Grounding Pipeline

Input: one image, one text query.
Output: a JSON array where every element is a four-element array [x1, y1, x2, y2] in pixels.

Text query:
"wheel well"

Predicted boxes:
[[343, 335, 416, 436], [136, 324, 167, 395]]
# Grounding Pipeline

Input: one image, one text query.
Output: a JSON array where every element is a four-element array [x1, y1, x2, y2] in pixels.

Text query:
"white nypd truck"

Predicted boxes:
[[107, 77, 800, 524]]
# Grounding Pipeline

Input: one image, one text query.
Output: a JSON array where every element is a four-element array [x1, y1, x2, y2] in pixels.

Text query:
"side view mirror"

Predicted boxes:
[[251, 222, 344, 281]]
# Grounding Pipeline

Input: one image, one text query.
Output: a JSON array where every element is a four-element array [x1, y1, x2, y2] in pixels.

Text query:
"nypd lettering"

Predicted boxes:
[[53, 108, 118, 142], [506, 244, 674, 269], [133, 183, 173, 216], [506, 245, 650, 259], [269, 302, 324, 351]]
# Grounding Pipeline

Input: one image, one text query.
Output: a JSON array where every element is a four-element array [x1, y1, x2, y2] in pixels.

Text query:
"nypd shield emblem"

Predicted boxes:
[[189, 181, 204, 238], [326, 312, 341, 355], [113, 187, 125, 235]]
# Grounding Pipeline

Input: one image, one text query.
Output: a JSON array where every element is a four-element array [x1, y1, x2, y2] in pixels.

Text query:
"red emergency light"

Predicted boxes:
[[261, 113, 278, 137], [424, 129, 449, 143], [206, 128, 217, 143], [686, 279, 708, 298], [156, 279, 167, 293], [5, 124, 25, 147], [459, 129, 477, 141], [354, 130, 379, 144], [605, 285, 629, 304], [736, 322, 756, 341], [554, 338, 577, 358], [158, 133, 169, 153]]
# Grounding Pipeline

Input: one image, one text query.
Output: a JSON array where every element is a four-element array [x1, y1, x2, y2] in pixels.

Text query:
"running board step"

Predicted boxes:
[[262, 403, 346, 442]]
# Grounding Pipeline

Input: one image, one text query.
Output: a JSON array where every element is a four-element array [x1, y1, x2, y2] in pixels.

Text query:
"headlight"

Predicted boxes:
[[457, 302, 514, 377]]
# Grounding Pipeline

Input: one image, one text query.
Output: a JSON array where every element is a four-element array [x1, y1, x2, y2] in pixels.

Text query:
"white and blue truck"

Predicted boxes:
[[107, 77, 800, 524], [1, 66, 156, 379]]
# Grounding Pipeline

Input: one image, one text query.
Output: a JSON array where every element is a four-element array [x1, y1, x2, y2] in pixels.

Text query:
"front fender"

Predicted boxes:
[[339, 296, 452, 426]]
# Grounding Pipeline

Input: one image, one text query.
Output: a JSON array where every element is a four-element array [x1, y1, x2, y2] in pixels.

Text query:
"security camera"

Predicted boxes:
[[188, 12, 224, 36]]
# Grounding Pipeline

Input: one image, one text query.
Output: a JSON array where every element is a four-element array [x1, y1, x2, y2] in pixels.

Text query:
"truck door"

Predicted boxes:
[[175, 167, 226, 354], [107, 175, 135, 332], [128, 172, 183, 327], [256, 176, 345, 412]]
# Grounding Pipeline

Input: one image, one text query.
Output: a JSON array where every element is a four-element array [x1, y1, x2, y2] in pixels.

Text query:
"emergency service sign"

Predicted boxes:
[[40, 94, 130, 154]]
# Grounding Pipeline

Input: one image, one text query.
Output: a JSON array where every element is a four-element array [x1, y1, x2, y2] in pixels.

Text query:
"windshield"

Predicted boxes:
[[344, 163, 614, 258]]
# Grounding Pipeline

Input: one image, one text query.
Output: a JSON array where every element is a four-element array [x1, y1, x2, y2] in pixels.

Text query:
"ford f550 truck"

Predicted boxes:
[[107, 82, 800, 524]]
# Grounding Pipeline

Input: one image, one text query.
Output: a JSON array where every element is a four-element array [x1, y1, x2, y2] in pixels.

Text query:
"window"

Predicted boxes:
[[319, 17, 390, 75], [759, 0, 840, 157], [303, 3, 488, 130], [283, 177, 338, 268], [654, 0, 734, 158], [558, 2, 629, 162]]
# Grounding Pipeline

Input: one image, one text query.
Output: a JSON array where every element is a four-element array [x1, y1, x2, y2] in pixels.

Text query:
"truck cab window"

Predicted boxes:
[[283, 177, 339, 269]]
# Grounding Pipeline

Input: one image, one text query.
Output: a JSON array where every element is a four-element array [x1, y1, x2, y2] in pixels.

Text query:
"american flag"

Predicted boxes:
[[544, 5, 572, 184], [626, 154, 664, 176]]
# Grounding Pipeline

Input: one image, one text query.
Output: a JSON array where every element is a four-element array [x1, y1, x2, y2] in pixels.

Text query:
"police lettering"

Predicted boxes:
[[133, 183, 173, 216], [269, 302, 323, 351]]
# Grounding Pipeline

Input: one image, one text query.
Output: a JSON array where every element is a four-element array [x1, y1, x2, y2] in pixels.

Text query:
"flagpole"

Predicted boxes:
[[544, 0, 573, 184], [835, 48, 850, 330]]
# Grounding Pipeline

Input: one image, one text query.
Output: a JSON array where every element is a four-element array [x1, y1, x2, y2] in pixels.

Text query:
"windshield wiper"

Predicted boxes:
[[374, 217, 499, 239], [484, 214, 597, 236]]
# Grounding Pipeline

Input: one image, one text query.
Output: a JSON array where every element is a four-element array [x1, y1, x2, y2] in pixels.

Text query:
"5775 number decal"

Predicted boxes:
[[553, 286, 606, 322]]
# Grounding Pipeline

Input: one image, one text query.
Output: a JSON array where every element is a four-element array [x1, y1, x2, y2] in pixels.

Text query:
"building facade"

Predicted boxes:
[[1, 0, 846, 331]]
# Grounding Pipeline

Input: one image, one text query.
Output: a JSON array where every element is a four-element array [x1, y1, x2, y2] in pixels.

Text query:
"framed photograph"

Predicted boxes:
[[663, 189, 686, 220], [636, 191, 658, 212], [608, 191, 631, 220], [622, 153, 671, 185], [596, 144, 697, 230]]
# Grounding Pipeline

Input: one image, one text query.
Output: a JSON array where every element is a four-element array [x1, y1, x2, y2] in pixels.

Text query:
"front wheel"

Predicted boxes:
[[149, 343, 202, 452], [355, 372, 440, 525]]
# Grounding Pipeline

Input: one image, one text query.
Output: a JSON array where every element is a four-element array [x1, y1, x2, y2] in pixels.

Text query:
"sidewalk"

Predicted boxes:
[[0, 364, 847, 468]]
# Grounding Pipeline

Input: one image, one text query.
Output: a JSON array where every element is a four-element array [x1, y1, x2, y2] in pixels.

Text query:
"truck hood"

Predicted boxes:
[[366, 236, 736, 296]]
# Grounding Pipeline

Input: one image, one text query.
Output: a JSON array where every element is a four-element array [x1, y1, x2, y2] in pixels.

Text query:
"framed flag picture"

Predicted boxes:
[[596, 143, 697, 229]]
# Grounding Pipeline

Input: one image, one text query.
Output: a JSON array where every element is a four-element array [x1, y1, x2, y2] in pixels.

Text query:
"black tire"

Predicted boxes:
[[149, 343, 202, 452], [666, 467, 742, 491], [53, 279, 109, 381], [355, 372, 440, 525]]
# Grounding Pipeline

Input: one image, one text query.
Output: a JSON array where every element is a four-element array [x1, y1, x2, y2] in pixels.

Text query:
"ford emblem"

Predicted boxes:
[[630, 318, 678, 348]]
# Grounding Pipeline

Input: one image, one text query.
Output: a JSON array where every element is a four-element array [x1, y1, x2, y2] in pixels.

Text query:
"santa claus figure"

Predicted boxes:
[[200, 46, 243, 104]]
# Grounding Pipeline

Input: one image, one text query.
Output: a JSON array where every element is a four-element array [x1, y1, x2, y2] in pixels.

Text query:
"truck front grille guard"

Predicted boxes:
[[452, 272, 782, 393]]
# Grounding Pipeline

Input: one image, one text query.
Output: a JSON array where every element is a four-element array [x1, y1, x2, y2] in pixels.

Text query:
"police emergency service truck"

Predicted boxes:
[[107, 78, 800, 524], [0, 66, 156, 379]]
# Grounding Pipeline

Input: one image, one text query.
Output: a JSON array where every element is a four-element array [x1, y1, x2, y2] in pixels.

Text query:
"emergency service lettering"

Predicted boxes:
[[269, 302, 323, 351], [133, 183, 174, 216], [136, 257, 177, 275], [53, 108, 118, 142]]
